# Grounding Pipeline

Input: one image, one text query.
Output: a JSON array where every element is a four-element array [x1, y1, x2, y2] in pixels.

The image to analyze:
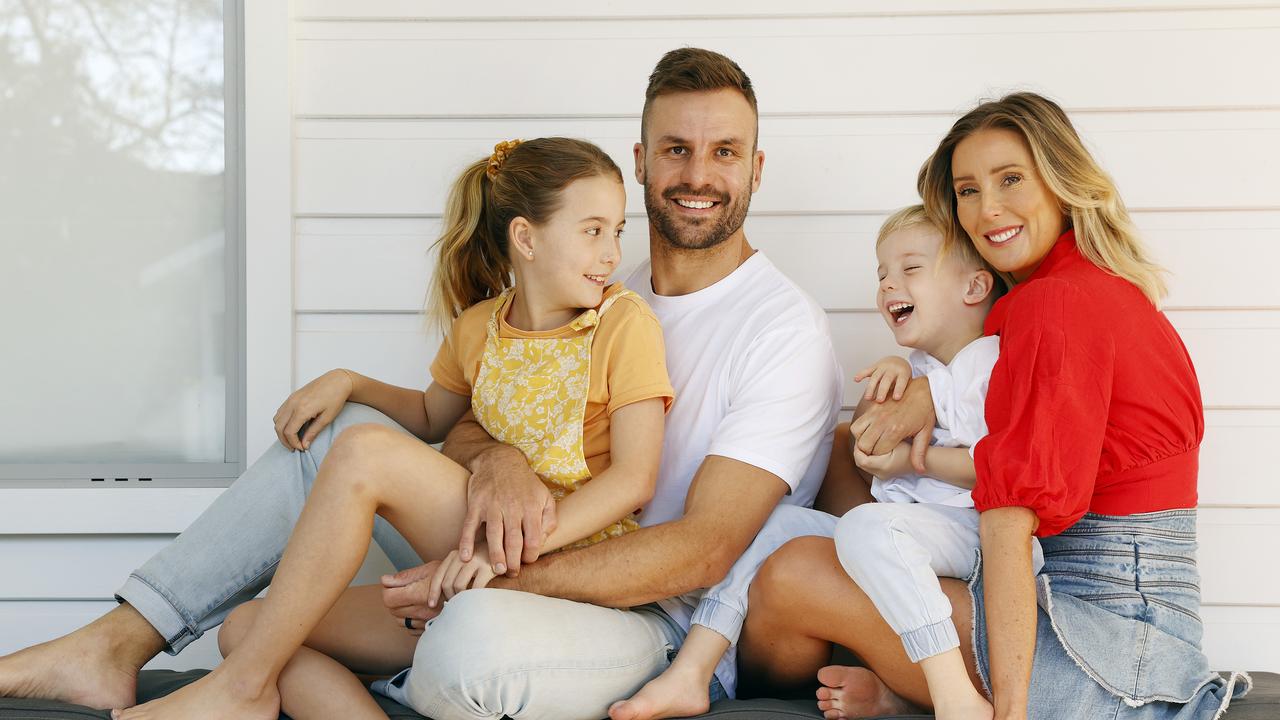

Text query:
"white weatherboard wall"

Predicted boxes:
[[3, 2, 1279, 674]]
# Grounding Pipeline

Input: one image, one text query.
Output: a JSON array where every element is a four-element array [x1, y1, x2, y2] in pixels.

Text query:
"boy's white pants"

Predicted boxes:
[[835, 502, 1043, 662]]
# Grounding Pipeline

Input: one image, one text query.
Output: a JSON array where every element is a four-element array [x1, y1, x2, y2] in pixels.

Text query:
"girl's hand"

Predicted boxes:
[[273, 369, 356, 451], [854, 356, 912, 403], [427, 544, 497, 607], [852, 440, 916, 478]]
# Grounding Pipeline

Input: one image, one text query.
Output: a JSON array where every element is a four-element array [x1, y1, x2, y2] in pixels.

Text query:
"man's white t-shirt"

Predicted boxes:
[[626, 251, 843, 688]]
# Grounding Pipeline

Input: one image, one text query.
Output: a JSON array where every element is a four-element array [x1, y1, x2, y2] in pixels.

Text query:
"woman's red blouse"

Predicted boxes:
[[972, 230, 1203, 537]]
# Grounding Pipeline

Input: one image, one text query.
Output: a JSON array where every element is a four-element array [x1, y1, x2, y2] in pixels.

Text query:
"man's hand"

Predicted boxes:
[[457, 445, 557, 577], [380, 560, 444, 635], [849, 376, 936, 472]]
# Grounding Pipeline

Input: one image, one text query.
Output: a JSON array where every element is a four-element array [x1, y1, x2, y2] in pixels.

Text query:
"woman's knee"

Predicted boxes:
[[752, 536, 838, 612], [218, 600, 261, 657]]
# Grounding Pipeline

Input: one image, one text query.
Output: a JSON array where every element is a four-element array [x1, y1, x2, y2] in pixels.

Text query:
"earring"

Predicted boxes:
[[528, 250, 534, 259]]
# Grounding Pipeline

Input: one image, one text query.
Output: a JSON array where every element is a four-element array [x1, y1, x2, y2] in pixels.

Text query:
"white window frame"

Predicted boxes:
[[0, 0, 293, 535]]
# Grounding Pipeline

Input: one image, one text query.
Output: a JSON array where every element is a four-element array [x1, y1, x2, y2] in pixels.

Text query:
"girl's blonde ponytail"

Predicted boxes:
[[429, 158, 513, 330], [425, 138, 624, 330]]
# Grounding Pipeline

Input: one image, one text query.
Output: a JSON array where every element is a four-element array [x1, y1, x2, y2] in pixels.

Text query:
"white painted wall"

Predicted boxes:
[[2, 1, 1278, 674]]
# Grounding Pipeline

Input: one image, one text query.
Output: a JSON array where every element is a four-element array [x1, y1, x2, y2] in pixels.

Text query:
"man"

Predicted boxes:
[[0, 48, 842, 719]]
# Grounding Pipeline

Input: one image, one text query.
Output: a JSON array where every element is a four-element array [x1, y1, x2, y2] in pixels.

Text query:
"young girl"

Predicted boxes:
[[611, 206, 1037, 720], [112, 137, 674, 720]]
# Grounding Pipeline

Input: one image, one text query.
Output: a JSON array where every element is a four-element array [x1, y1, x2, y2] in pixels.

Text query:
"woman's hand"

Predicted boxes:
[[427, 543, 498, 607], [854, 356, 913, 403], [852, 440, 915, 478], [273, 369, 356, 451], [849, 376, 936, 471]]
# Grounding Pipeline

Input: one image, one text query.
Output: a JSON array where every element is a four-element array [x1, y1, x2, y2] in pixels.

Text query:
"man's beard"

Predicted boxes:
[[644, 179, 751, 251]]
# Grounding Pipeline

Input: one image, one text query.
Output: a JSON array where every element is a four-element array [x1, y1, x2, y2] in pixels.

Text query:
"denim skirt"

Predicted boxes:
[[969, 510, 1251, 719]]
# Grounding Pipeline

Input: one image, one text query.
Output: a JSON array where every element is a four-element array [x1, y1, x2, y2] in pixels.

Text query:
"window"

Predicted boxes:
[[0, 0, 243, 486]]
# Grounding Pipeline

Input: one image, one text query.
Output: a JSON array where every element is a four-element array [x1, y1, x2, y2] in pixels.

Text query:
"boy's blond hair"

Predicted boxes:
[[877, 204, 1009, 300]]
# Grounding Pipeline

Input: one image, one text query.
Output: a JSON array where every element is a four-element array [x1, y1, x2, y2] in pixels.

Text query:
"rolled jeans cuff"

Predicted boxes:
[[690, 597, 745, 647], [115, 574, 195, 655], [901, 618, 960, 663]]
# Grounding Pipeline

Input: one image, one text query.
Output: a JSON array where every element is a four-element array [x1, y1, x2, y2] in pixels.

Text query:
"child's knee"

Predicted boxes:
[[218, 600, 261, 657], [834, 504, 898, 569]]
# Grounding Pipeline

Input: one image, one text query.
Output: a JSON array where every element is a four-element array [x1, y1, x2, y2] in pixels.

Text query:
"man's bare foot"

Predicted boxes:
[[609, 664, 711, 720], [0, 628, 141, 710], [112, 664, 280, 720], [815, 665, 917, 720]]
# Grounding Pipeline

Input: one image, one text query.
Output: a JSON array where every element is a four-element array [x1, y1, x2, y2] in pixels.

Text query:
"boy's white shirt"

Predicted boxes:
[[624, 251, 843, 695], [869, 335, 1000, 508]]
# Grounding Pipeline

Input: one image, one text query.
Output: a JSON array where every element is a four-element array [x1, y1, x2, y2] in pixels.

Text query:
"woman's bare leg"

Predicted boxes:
[[738, 536, 981, 717], [114, 424, 471, 720], [218, 586, 423, 720]]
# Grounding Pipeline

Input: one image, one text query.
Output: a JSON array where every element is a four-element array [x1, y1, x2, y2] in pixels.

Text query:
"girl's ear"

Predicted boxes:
[[509, 217, 535, 260], [963, 269, 995, 306]]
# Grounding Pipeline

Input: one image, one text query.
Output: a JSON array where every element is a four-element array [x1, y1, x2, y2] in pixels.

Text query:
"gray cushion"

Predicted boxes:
[[0, 669, 1275, 719]]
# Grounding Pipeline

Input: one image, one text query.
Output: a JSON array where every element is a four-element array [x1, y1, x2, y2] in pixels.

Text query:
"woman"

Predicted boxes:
[[739, 93, 1251, 720]]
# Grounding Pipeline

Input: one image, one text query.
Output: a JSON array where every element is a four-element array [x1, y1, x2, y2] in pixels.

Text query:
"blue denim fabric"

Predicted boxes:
[[970, 510, 1251, 719], [115, 403, 426, 653]]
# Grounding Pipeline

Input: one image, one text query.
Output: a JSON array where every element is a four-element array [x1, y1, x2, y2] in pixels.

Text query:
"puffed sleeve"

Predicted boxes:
[[973, 279, 1114, 537]]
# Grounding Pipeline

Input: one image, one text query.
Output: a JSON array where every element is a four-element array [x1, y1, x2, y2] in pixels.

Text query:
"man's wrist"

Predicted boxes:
[[468, 443, 521, 474], [487, 573, 520, 591]]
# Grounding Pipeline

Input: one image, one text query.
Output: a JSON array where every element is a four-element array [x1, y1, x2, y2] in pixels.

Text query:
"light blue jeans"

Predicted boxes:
[[115, 403, 712, 719], [115, 402, 425, 652]]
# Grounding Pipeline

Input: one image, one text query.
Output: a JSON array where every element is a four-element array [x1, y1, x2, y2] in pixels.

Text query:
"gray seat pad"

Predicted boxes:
[[1, 669, 1276, 719]]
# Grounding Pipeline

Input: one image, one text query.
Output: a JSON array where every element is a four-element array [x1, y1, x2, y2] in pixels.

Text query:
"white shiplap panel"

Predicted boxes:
[[294, 15, 1280, 117], [1198, 508, 1280, 606], [1199, 410, 1280, 507], [294, 211, 1280, 313], [827, 310, 1280, 409], [293, 114, 1280, 216], [0, 536, 398, 603], [0, 535, 172, 600], [295, 309, 1280, 410], [297, 1, 1280, 21], [1201, 605, 1280, 673]]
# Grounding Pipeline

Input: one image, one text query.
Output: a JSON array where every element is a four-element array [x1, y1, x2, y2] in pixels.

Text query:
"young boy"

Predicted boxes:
[[611, 206, 1040, 720]]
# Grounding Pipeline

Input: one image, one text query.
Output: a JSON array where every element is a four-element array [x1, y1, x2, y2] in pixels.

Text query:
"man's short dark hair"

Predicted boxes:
[[641, 48, 758, 144]]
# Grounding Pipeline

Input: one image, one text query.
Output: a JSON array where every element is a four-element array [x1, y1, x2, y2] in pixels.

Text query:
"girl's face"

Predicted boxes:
[[522, 174, 626, 312], [951, 127, 1068, 282]]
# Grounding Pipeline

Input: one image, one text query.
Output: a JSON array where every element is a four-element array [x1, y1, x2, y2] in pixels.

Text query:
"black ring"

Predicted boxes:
[[404, 617, 414, 630]]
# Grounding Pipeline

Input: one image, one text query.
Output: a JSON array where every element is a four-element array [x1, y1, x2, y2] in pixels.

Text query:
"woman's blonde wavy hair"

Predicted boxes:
[[427, 137, 622, 330], [917, 92, 1167, 306]]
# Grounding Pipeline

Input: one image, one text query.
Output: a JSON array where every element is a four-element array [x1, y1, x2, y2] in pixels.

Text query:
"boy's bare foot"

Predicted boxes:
[[609, 664, 711, 720], [112, 664, 280, 720], [815, 665, 916, 720], [0, 624, 143, 710]]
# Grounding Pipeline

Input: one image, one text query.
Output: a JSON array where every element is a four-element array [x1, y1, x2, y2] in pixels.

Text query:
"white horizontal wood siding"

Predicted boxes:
[[287, 2, 1280, 672]]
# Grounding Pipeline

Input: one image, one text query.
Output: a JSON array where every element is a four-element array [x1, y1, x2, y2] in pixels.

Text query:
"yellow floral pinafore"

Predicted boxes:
[[470, 288, 641, 551]]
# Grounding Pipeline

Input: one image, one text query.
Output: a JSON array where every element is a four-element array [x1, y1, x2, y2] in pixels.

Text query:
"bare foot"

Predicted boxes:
[[0, 630, 140, 710], [111, 665, 279, 720], [815, 665, 917, 720], [609, 664, 711, 720]]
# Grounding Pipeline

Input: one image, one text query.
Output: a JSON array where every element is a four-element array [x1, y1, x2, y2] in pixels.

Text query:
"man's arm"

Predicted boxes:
[[440, 411, 556, 575], [814, 420, 875, 517], [490, 455, 789, 608]]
